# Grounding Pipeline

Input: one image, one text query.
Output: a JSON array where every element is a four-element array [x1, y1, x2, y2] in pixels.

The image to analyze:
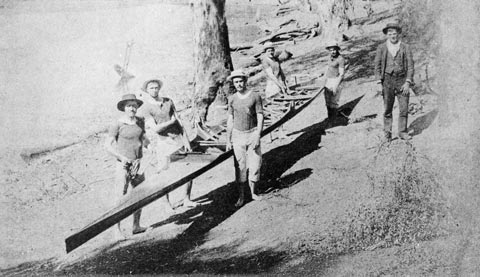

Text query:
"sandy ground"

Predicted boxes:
[[2, 0, 480, 275], [0, 0, 194, 167]]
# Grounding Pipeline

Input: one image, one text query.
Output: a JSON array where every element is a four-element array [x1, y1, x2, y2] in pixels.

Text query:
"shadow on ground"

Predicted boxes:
[[409, 109, 438, 136], [50, 92, 363, 275], [11, 118, 330, 275]]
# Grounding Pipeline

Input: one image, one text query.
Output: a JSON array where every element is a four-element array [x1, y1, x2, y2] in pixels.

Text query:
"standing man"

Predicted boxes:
[[105, 94, 149, 236], [137, 78, 199, 208], [226, 70, 264, 207], [322, 41, 346, 129], [262, 42, 288, 99], [374, 22, 414, 141]]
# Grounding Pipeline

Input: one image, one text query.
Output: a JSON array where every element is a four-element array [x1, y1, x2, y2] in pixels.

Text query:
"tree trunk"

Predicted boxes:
[[309, 0, 352, 40], [192, 0, 233, 124]]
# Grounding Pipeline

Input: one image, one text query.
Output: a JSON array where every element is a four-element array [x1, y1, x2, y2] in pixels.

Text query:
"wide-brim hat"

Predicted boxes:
[[141, 78, 163, 92], [263, 41, 275, 52], [227, 69, 248, 81], [117, 93, 143, 111], [325, 41, 340, 50], [382, 22, 402, 34]]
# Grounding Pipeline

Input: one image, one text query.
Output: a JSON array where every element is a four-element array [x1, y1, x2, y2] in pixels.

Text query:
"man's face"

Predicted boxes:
[[232, 77, 246, 92], [146, 81, 160, 98], [124, 101, 138, 116], [329, 47, 339, 58], [265, 48, 275, 58], [387, 28, 399, 44]]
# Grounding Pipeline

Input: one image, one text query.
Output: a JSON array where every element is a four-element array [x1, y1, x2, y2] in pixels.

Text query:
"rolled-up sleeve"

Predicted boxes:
[[227, 96, 234, 117], [255, 93, 263, 115]]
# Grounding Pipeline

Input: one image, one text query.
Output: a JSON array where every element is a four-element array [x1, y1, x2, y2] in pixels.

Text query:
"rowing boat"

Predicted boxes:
[[64, 87, 323, 253]]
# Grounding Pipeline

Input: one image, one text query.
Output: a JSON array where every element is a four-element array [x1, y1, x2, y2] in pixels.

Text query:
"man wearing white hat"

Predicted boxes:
[[137, 78, 199, 209], [226, 69, 264, 207], [374, 22, 414, 141], [322, 41, 346, 128], [262, 42, 288, 99]]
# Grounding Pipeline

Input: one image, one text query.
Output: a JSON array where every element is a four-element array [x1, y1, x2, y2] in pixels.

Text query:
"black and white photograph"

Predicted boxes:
[[1, 0, 479, 275]]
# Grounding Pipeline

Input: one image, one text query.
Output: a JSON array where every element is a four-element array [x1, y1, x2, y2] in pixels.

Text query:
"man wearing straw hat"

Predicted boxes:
[[105, 94, 149, 236], [262, 42, 288, 99], [322, 41, 346, 129], [374, 22, 414, 141], [226, 69, 264, 207], [137, 78, 199, 208]]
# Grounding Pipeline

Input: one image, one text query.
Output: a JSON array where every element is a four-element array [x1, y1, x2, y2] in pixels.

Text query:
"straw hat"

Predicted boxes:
[[263, 41, 275, 52], [382, 22, 402, 34], [141, 78, 163, 92], [117, 94, 143, 111], [325, 41, 340, 51], [227, 69, 248, 81]]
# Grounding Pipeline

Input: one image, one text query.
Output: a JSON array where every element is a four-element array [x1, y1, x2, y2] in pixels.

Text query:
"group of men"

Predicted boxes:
[[106, 22, 414, 235]]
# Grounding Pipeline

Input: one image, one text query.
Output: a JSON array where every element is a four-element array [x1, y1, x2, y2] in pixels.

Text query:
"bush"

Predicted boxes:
[[326, 142, 447, 252]]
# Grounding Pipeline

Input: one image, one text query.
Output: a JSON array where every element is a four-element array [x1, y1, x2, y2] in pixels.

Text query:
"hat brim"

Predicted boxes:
[[263, 46, 275, 52], [117, 99, 143, 112], [227, 74, 248, 81], [383, 26, 402, 34], [141, 79, 163, 92], [326, 45, 340, 50]]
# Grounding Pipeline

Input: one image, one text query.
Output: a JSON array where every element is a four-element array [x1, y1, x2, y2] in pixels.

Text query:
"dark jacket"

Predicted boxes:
[[374, 41, 414, 83]]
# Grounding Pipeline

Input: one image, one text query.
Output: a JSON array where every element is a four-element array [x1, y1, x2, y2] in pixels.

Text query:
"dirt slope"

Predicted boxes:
[[2, 0, 480, 275]]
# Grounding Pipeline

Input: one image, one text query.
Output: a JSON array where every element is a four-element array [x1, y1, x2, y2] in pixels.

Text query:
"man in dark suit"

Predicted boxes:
[[374, 22, 414, 141]]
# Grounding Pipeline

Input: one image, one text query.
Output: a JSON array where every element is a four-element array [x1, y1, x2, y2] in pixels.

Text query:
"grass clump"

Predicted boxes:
[[327, 141, 447, 252]]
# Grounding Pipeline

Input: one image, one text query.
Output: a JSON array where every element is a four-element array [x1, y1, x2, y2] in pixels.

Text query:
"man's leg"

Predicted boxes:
[[181, 181, 199, 207], [397, 92, 411, 139], [247, 132, 262, 201], [114, 162, 128, 239], [132, 209, 146, 234], [324, 87, 334, 128], [382, 80, 395, 140], [232, 131, 248, 207]]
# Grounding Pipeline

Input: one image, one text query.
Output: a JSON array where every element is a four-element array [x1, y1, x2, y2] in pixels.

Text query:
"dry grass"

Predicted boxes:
[[310, 141, 448, 254]]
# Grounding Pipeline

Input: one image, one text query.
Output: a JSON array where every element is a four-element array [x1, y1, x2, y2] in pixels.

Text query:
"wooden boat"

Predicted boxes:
[[64, 87, 323, 253]]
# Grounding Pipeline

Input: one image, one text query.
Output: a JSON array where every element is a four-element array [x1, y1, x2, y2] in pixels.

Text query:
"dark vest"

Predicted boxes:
[[385, 51, 405, 76]]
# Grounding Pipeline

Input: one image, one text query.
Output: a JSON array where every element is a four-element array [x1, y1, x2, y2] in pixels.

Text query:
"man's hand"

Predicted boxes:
[[226, 140, 233, 151], [401, 82, 410, 96], [121, 156, 133, 168]]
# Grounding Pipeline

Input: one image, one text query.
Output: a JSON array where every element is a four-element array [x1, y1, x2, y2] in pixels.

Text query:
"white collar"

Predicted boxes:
[[142, 93, 166, 105], [236, 90, 251, 99], [118, 115, 138, 125], [386, 40, 401, 57]]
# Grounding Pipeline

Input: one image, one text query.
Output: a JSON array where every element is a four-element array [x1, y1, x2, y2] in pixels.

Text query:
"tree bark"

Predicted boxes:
[[308, 0, 352, 40], [192, 0, 233, 124]]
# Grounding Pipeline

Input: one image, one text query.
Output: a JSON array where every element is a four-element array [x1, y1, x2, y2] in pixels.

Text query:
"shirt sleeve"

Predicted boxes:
[[255, 93, 263, 115], [167, 98, 175, 117], [108, 121, 120, 139]]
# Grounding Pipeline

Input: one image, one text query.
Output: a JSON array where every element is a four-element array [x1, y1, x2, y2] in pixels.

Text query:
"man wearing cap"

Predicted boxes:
[[322, 41, 346, 128], [226, 69, 264, 207], [137, 78, 199, 208], [262, 42, 288, 99], [374, 22, 414, 141], [105, 94, 149, 236]]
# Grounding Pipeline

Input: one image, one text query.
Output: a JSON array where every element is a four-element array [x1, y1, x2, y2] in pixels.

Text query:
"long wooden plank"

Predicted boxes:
[[64, 88, 322, 253]]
